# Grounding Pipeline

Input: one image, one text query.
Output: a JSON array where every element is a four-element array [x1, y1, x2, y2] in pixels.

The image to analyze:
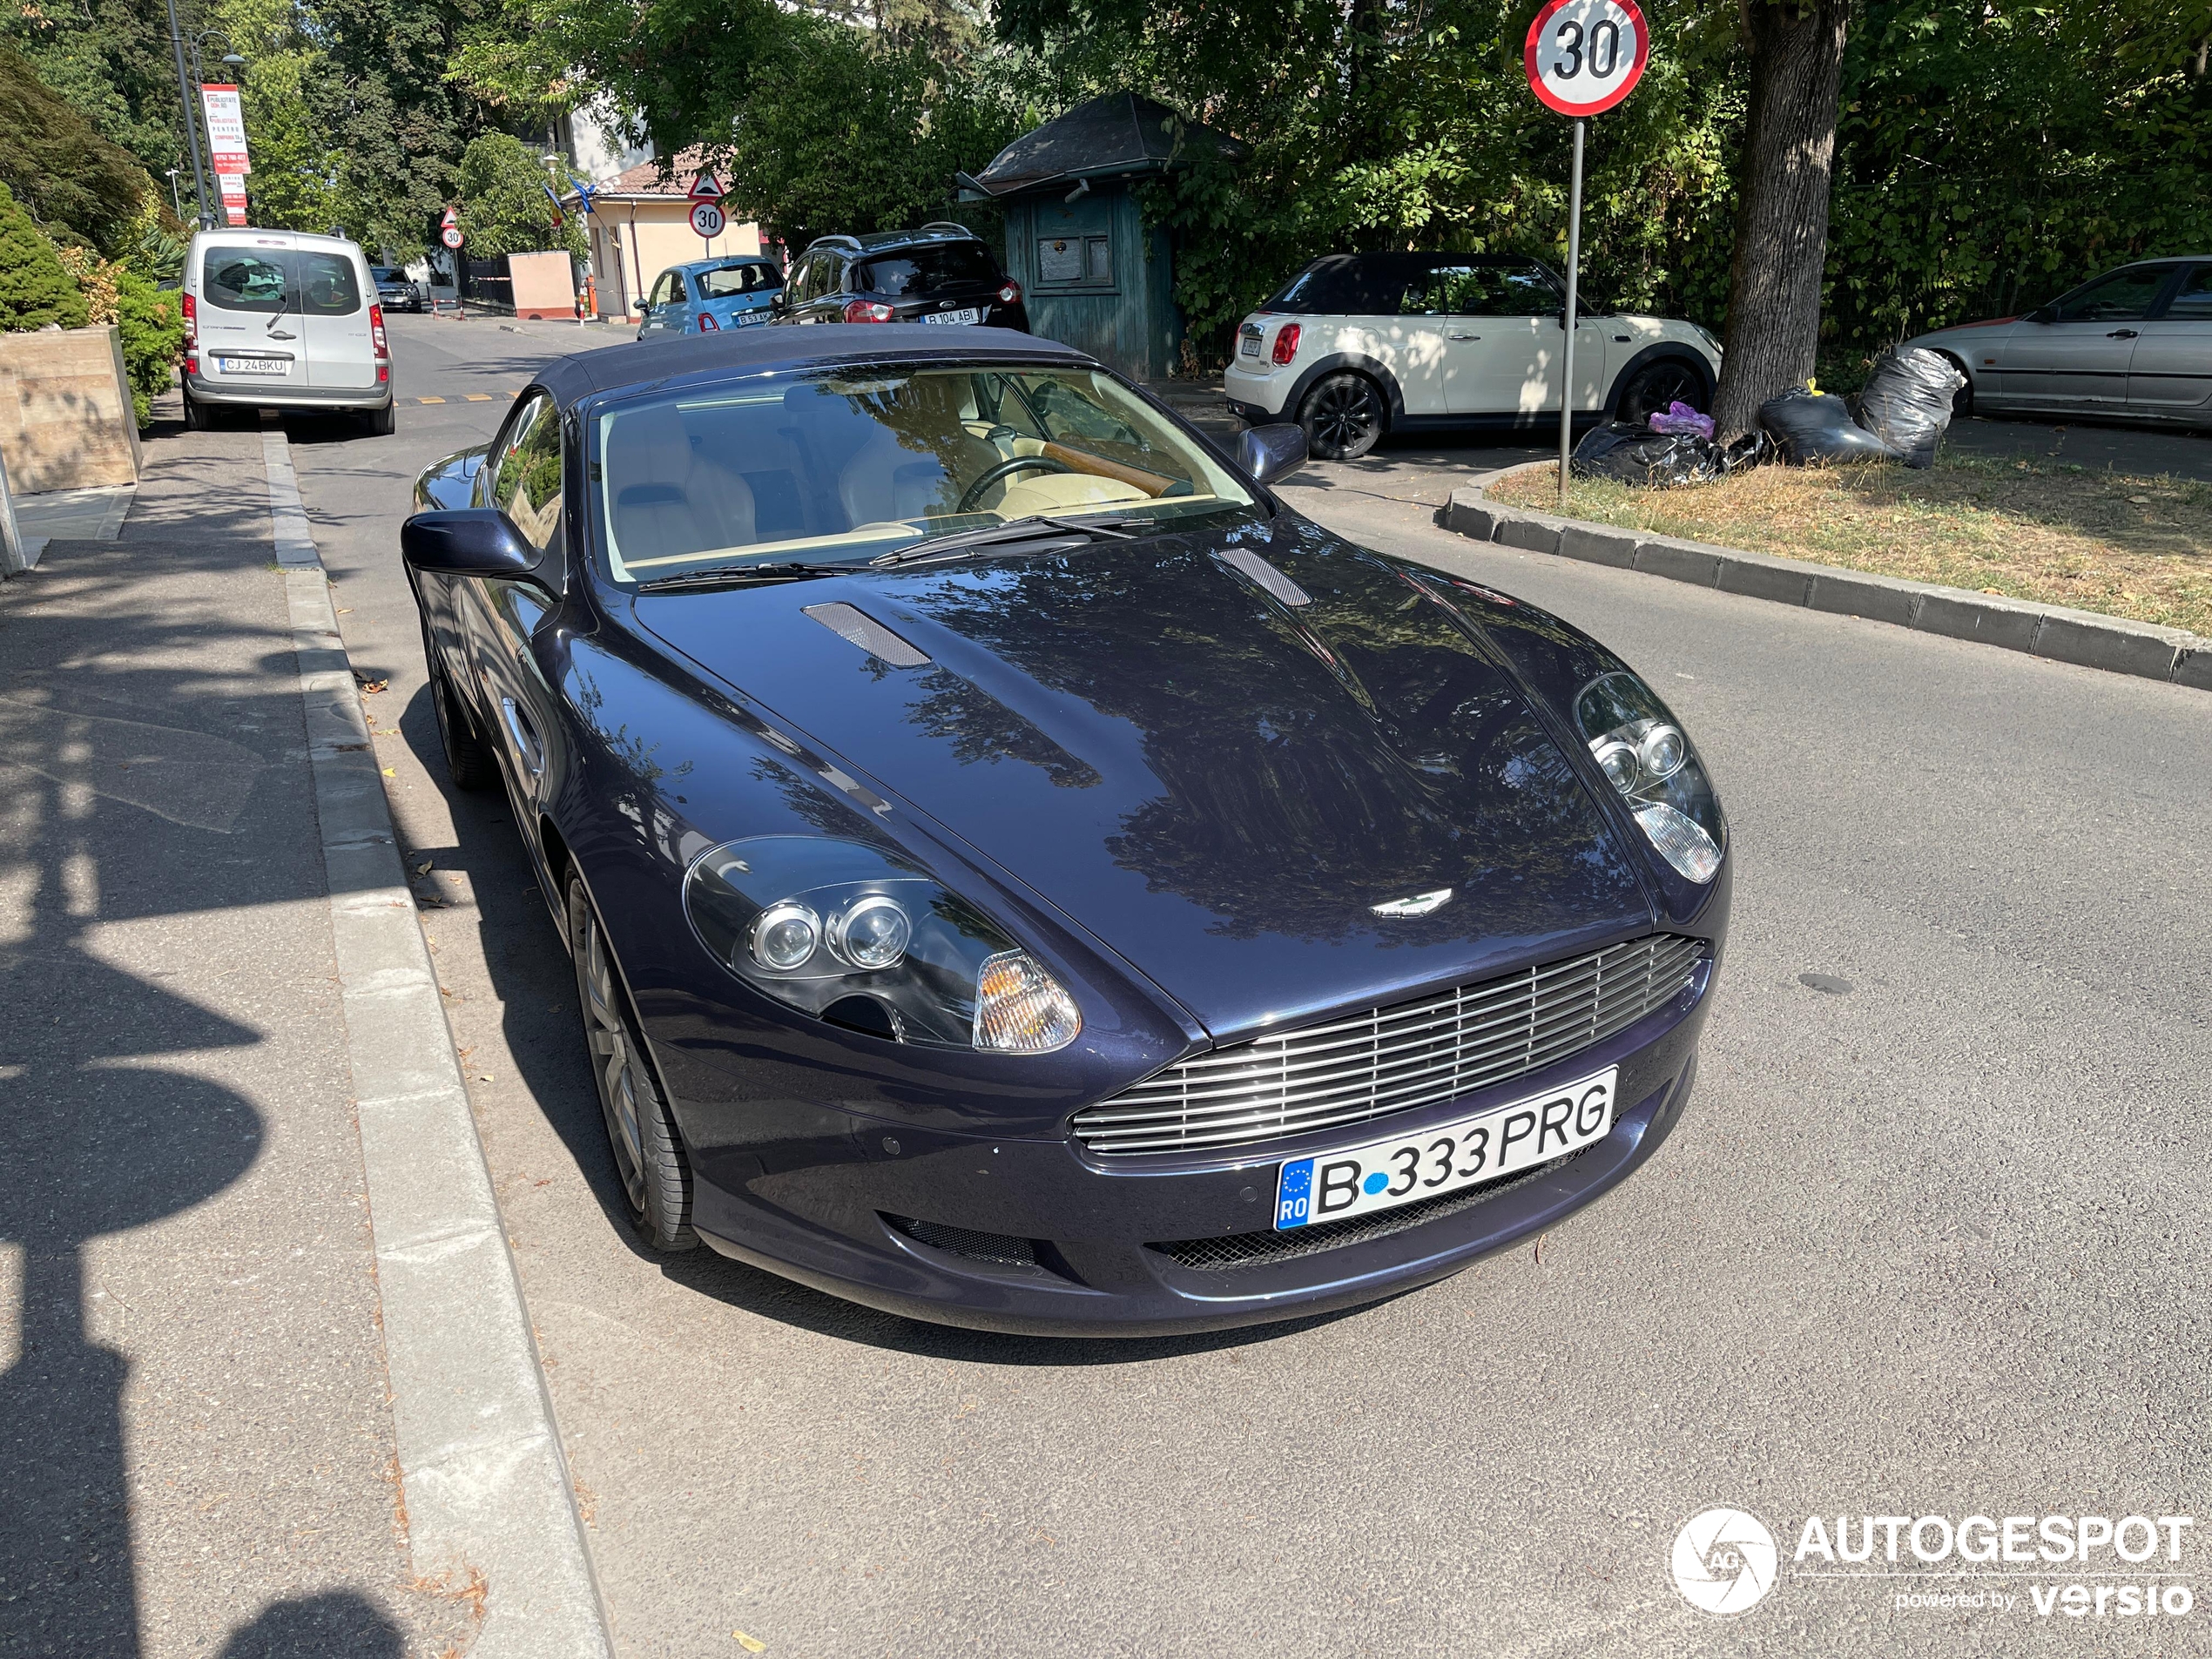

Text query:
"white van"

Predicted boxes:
[[182, 229, 395, 434]]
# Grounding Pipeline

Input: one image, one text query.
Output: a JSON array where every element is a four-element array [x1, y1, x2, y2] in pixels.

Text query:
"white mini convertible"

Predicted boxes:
[[1223, 252, 1723, 459]]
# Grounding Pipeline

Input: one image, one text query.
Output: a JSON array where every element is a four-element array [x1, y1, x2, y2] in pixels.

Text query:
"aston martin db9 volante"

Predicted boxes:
[[400, 325, 1731, 1335]]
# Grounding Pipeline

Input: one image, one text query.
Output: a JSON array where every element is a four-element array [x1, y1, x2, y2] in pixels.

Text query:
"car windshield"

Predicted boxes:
[[372, 267, 405, 282], [859, 244, 999, 298], [697, 263, 780, 299], [595, 363, 1258, 584]]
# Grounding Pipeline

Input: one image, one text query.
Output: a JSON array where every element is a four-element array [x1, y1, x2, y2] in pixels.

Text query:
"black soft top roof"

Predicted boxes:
[[530, 323, 1092, 408]]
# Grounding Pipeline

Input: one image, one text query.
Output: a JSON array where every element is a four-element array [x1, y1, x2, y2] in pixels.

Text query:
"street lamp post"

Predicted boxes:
[[161, 0, 212, 226], [165, 168, 183, 219], [174, 30, 246, 226]]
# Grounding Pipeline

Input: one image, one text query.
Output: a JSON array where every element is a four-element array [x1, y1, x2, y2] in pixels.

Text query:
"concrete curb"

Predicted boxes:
[[1440, 469, 2212, 693], [262, 427, 616, 1658]]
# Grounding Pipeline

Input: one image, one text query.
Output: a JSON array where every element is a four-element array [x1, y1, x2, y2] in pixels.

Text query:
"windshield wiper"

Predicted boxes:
[[635, 560, 861, 594], [870, 513, 1143, 569]]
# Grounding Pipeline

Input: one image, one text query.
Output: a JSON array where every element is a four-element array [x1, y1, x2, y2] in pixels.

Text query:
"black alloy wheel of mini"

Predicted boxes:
[[1298, 372, 1386, 461], [1615, 360, 1708, 427], [569, 875, 697, 1251]]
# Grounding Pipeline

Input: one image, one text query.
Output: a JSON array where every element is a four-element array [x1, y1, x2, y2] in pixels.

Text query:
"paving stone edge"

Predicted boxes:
[[1440, 462, 2212, 692], [263, 426, 616, 1658]]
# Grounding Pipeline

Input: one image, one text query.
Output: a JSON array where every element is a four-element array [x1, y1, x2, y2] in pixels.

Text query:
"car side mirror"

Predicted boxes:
[[1236, 423, 1309, 486], [2027, 305, 2057, 325], [768, 293, 789, 315], [401, 509, 550, 587]]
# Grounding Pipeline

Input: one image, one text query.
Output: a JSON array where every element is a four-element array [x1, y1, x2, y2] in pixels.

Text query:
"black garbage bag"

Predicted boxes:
[[1571, 421, 1723, 487], [1853, 347, 1966, 469], [1758, 387, 1901, 465]]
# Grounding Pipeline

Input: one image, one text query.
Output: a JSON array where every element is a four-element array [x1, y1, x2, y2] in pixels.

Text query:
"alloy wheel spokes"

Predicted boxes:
[[583, 914, 645, 1190]]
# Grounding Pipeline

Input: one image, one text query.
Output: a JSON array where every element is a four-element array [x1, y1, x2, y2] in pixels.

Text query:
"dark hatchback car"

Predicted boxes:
[[772, 224, 1028, 332], [399, 326, 1730, 1335], [370, 266, 422, 313]]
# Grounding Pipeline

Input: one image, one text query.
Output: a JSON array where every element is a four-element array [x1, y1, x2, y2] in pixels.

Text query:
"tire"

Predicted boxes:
[[1297, 371, 1386, 461], [362, 401, 396, 437], [1613, 358, 1710, 426], [568, 875, 696, 1251], [1939, 356, 1975, 418], [419, 618, 499, 792], [183, 385, 212, 431]]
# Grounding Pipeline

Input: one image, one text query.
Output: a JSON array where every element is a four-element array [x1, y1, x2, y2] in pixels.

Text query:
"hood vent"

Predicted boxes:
[[802, 602, 930, 667], [1215, 548, 1311, 608]]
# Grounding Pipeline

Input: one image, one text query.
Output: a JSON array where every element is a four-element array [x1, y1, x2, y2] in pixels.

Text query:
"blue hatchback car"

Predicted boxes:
[[399, 326, 1730, 1336], [636, 256, 785, 339]]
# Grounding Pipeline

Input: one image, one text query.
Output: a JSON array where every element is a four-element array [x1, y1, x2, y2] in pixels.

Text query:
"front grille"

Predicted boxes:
[[1153, 1147, 1589, 1271], [1074, 933, 1706, 1157]]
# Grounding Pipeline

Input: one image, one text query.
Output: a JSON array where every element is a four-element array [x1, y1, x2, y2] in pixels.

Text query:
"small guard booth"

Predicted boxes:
[[958, 93, 1244, 381]]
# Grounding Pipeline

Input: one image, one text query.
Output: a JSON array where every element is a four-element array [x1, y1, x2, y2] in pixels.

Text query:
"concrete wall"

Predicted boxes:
[[510, 251, 577, 320], [0, 326, 139, 494]]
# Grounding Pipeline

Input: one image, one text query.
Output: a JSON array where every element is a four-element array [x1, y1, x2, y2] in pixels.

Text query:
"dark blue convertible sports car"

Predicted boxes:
[[401, 324, 1730, 1335]]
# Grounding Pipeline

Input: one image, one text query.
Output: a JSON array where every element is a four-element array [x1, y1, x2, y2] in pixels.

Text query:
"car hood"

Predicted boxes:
[[634, 522, 1656, 1040]]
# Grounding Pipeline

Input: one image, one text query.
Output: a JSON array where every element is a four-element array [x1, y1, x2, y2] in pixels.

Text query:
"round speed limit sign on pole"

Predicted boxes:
[[1524, 0, 1649, 117], [689, 200, 725, 242], [1524, 0, 1649, 506]]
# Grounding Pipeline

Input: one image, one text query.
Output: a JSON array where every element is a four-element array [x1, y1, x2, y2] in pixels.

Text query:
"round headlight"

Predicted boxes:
[[750, 901, 820, 971], [1638, 724, 1687, 781], [827, 894, 912, 970], [1593, 739, 1640, 793]]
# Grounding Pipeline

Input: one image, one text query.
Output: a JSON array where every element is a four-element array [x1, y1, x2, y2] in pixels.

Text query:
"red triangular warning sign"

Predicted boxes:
[[441, 206, 458, 226], [686, 172, 725, 203]]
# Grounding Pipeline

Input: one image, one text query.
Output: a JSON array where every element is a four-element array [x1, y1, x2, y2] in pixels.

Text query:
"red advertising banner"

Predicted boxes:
[[200, 84, 252, 176], [218, 172, 249, 227]]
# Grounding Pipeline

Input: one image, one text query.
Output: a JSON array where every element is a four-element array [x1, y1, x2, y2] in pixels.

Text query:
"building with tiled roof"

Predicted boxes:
[[561, 146, 780, 320]]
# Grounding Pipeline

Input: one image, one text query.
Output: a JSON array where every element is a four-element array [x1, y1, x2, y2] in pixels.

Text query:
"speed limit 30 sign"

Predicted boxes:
[[689, 200, 726, 239], [1524, 0, 1649, 118]]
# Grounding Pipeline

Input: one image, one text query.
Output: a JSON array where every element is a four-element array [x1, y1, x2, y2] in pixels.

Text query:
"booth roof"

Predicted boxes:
[[963, 92, 1245, 199]]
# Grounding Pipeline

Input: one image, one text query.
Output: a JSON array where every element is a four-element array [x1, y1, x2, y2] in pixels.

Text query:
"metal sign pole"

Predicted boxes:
[[1558, 117, 1584, 510]]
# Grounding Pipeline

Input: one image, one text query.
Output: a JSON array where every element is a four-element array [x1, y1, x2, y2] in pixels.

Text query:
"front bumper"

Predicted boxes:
[[185, 370, 393, 414], [676, 965, 1715, 1336]]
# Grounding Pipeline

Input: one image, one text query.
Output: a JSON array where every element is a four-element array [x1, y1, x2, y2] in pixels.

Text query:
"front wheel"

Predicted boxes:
[[1297, 372, 1386, 461], [568, 876, 696, 1251], [1613, 359, 1710, 427], [420, 618, 498, 792]]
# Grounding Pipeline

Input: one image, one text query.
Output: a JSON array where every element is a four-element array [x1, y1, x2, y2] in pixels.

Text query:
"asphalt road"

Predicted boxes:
[[289, 314, 2211, 1656]]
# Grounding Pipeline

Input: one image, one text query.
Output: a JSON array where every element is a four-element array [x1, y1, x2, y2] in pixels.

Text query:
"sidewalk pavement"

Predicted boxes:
[[0, 418, 483, 1656]]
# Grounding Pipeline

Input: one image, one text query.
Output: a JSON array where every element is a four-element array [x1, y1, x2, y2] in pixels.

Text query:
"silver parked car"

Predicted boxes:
[[1906, 257, 2212, 428]]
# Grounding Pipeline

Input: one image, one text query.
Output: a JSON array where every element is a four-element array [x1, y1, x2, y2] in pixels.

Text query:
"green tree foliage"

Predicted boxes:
[[454, 0, 1025, 246], [1000, 0, 1744, 360], [1825, 0, 2212, 358], [0, 182, 90, 331], [452, 132, 584, 260], [0, 44, 160, 253], [3, 0, 184, 179]]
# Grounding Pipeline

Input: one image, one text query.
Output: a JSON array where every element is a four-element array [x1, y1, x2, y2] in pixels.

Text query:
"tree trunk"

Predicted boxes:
[[1711, 0, 1851, 439]]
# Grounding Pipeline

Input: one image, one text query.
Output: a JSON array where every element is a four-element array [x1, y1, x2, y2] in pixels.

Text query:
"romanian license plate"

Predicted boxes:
[[921, 307, 984, 326], [217, 354, 290, 375], [732, 309, 767, 327], [1273, 1067, 1616, 1231], [1238, 334, 1262, 357]]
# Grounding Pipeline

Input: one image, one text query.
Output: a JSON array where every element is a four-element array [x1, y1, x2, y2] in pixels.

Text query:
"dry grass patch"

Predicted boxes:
[[1489, 453, 2212, 637]]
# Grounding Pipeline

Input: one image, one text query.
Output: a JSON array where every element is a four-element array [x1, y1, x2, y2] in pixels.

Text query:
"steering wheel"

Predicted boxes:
[[957, 455, 1072, 513]]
